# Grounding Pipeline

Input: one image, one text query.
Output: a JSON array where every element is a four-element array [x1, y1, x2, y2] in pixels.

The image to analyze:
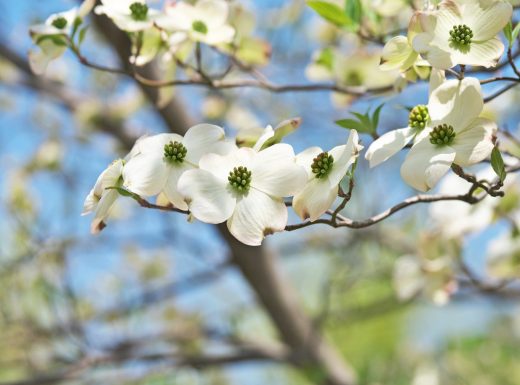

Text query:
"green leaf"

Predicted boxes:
[[307, 1, 353, 27], [371, 103, 384, 131], [107, 186, 140, 200], [504, 21, 513, 48], [78, 26, 89, 46], [491, 146, 506, 183], [512, 23, 520, 46], [345, 0, 362, 27], [335, 118, 372, 134]]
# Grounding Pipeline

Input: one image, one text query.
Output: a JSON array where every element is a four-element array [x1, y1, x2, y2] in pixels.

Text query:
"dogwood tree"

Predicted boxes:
[[1, 0, 520, 384]]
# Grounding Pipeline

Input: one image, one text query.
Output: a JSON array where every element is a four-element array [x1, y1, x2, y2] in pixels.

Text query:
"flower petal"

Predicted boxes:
[[292, 178, 338, 222], [451, 117, 496, 166], [428, 77, 483, 131], [199, 147, 255, 181], [250, 144, 307, 197], [452, 38, 504, 68], [163, 163, 194, 210], [296, 147, 323, 178], [365, 127, 415, 168], [400, 139, 456, 192], [227, 189, 287, 246], [196, 0, 229, 28], [380, 36, 417, 71], [413, 33, 454, 69], [200, 25, 235, 45], [177, 169, 235, 224], [137, 133, 183, 155], [328, 130, 363, 187], [462, 0, 512, 41], [182, 123, 235, 164], [123, 153, 168, 196]]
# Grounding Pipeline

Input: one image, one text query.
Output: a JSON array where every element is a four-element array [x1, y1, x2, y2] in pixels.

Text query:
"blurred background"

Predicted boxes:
[[1, 1, 520, 384]]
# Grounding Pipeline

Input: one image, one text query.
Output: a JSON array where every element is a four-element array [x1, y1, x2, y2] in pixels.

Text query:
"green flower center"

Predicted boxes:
[[429, 124, 456, 146], [51, 17, 68, 29], [192, 20, 208, 34], [130, 2, 149, 21], [311, 152, 334, 178], [408, 105, 429, 130], [164, 141, 187, 163], [345, 71, 363, 86], [228, 166, 252, 194], [449, 24, 473, 46]]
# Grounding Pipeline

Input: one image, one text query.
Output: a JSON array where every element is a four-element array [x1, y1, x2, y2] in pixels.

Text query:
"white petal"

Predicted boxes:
[[227, 189, 287, 246], [292, 178, 338, 222], [451, 38, 505, 68], [196, 0, 229, 28], [156, 3, 195, 31], [380, 36, 417, 71], [400, 139, 456, 192], [296, 147, 323, 178], [463, 0, 512, 41], [137, 133, 183, 155], [177, 169, 235, 223], [200, 25, 235, 45], [428, 77, 483, 131], [429, 69, 446, 96], [365, 127, 415, 168], [199, 147, 254, 181], [163, 163, 194, 210], [182, 123, 234, 164], [250, 144, 307, 197], [82, 189, 98, 215], [452, 117, 496, 166], [328, 130, 363, 187], [79, 0, 96, 17], [94, 189, 118, 223], [123, 153, 168, 196], [413, 32, 454, 69]]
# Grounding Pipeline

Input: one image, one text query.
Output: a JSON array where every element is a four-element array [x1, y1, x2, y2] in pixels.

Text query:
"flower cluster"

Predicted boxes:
[[28, 0, 256, 73], [366, 0, 511, 191], [83, 125, 362, 246]]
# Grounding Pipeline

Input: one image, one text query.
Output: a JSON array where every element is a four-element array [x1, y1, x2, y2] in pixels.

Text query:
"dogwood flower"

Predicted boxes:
[[28, 0, 95, 74], [177, 144, 307, 245], [95, 0, 160, 32], [413, 0, 513, 69], [122, 124, 235, 210], [293, 130, 362, 221], [365, 69, 445, 167], [82, 159, 124, 234], [401, 77, 496, 192], [380, 13, 423, 74], [155, 0, 235, 46]]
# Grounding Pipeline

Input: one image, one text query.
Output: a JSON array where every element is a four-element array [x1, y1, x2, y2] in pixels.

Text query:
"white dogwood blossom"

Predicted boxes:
[[177, 144, 307, 246], [413, 0, 512, 69], [401, 77, 496, 192], [95, 0, 160, 32], [82, 159, 124, 234], [293, 130, 362, 221], [123, 124, 235, 210], [28, 0, 95, 74], [365, 69, 446, 168], [155, 0, 235, 46]]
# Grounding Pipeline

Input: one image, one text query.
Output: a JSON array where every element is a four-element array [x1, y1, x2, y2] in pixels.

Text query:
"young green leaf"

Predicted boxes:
[[491, 146, 506, 183], [504, 21, 513, 48], [307, 1, 353, 27]]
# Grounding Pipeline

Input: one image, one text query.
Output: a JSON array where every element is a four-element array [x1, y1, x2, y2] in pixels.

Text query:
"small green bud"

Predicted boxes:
[[51, 17, 68, 30], [449, 24, 473, 46], [164, 141, 187, 163], [228, 166, 252, 194], [192, 20, 208, 35], [408, 105, 429, 130], [429, 124, 456, 146], [130, 2, 149, 21], [311, 152, 334, 179]]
